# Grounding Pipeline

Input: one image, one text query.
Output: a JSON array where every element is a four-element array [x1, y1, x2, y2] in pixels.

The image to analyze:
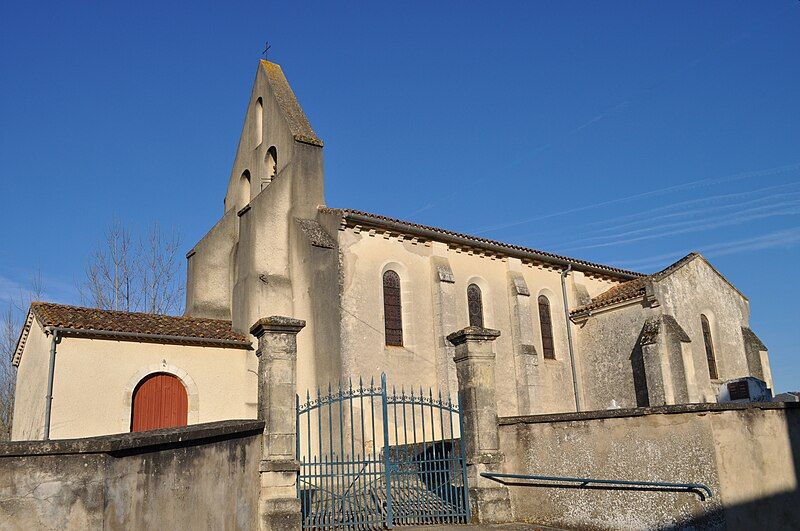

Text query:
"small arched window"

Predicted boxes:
[[701, 315, 718, 379], [383, 270, 403, 346], [240, 170, 251, 205], [266, 146, 278, 183], [254, 98, 263, 147], [538, 295, 555, 359], [467, 283, 484, 328]]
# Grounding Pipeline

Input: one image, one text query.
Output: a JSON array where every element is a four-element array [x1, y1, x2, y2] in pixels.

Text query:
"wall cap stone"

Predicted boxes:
[[260, 459, 301, 472], [498, 401, 800, 426], [0, 419, 265, 457], [447, 326, 501, 346], [251, 316, 307, 336]]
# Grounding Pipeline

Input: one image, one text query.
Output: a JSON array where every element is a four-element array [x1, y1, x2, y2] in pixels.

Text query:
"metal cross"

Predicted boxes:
[[262, 41, 272, 60]]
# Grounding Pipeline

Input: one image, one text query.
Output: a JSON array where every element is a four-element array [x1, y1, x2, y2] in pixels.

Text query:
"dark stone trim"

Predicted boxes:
[[250, 316, 307, 336], [0, 419, 264, 457], [742, 326, 768, 351], [237, 204, 251, 217], [294, 134, 324, 147], [447, 326, 501, 346], [260, 459, 301, 472], [498, 401, 800, 426]]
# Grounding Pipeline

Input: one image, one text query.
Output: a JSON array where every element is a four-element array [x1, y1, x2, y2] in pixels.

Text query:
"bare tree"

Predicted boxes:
[[80, 220, 184, 315], [0, 272, 44, 440]]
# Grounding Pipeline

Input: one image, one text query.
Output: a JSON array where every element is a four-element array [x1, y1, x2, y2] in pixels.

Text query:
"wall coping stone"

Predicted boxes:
[[447, 326, 501, 346], [260, 459, 301, 472], [250, 316, 307, 336], [0, 419, 264, 457], [498, 401, 800, 426]]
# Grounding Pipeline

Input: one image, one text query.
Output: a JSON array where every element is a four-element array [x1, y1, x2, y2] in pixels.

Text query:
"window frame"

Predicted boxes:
[[467, 283, 484, 328], [382, 270, 403, 347], [538, 295, 556, 360]]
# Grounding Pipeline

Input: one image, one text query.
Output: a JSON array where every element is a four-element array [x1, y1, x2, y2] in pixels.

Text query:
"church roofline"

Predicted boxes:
[[321, 207, 644, 280], [570, 252, 748, 317], [13, 302, 251, 366]]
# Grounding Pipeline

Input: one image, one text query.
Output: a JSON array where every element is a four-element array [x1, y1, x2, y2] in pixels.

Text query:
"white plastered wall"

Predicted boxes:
[[25, 336, 257, 440], [337, 226, 603, 417]]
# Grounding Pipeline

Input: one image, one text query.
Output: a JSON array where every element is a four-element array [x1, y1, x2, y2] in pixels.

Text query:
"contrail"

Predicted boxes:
[[406, 6, 791, 218], [471, 162, 800, 234], [613, 227, 800, 271], [541, 190, 800, 249], [563, 204, 800, 252], [515, 181, 800, 248]]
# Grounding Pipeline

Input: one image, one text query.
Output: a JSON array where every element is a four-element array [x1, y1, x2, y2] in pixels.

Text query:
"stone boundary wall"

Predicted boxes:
[[497, 402, 800, 530], [0, 420, 264, 530]]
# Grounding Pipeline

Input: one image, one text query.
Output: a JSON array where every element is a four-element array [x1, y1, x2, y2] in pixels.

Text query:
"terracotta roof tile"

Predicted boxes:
[[571, 253, 701, 315], [29, 302, 248, 343], [322, 207, 643, 279]]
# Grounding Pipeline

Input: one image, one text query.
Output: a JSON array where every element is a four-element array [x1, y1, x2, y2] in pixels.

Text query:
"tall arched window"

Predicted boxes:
[[254, 98, 263, 147], [131, 373, 188, 432], [701, 315, 718, 379], [538, 295, 555, 359], [467, 283, 484, 328], [383, 270, 403, 346]]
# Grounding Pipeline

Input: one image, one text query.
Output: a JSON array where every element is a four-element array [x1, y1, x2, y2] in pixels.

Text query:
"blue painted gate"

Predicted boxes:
[[296, 373, 470, 529]]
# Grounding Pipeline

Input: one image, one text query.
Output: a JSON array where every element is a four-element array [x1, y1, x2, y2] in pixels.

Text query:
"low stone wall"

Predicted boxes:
[[0, 420, 264, 530], [498, 402, 800, 530]]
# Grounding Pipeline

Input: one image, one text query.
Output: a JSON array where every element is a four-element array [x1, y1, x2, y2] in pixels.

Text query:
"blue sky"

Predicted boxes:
[[0, 1, 798, 391]]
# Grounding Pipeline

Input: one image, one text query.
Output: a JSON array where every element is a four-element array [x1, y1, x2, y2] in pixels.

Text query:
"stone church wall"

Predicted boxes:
[[334, 224, 621, 417], [654, 258, 762, 394], [573, 301, 654, 411]]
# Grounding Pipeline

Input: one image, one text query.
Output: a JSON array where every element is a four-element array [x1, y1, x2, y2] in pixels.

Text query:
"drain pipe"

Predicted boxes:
[[560, 265, 583, 412], [43, 328, 61, 440]]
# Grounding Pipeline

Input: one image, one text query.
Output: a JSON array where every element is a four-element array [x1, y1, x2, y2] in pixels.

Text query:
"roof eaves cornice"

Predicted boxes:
[[323, 207, 643, 280]]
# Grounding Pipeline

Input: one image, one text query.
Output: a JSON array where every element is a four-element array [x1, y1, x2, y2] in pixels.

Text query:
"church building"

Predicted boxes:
[[11, 61, 773, 441]]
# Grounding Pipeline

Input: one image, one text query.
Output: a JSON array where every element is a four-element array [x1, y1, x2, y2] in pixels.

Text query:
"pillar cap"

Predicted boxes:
[[251, 316, 306, 337], [447, 326, 501, 346]]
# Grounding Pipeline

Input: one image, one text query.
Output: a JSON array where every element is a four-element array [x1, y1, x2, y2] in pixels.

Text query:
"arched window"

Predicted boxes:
[[538, 295, 555, 359], [266, 146, 278, 186], [254, 98, 263, 147], [701, 315, 718, 379], [240, 170, 251, 205], [383, 270, 403, 346], [131, 373, 188, 432], [467, 283, 484, 328]]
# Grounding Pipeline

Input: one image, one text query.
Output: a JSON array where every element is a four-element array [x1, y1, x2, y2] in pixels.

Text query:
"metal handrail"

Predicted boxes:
[[480, 472, 713, 500]]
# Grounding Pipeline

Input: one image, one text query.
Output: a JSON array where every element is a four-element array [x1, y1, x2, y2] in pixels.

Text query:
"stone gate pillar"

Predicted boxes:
[[251, 316, 306, 531], [447, 326, 513, 524]]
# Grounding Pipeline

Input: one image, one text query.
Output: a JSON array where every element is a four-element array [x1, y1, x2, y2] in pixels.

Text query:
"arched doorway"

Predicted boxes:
[[131, 373, 188, 432]]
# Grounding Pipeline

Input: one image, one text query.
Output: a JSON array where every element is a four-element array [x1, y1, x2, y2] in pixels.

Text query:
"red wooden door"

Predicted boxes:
[[131, 373, 188, 432]]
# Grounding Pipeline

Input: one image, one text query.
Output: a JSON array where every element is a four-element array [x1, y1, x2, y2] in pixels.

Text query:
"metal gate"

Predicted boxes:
[[296, 373, 470, 529]]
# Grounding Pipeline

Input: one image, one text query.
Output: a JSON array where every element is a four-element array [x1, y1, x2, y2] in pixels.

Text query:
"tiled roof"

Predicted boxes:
[[321, 207, 643, 279], [571, 253, 701, 315], [28, 302, 248, 342]]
